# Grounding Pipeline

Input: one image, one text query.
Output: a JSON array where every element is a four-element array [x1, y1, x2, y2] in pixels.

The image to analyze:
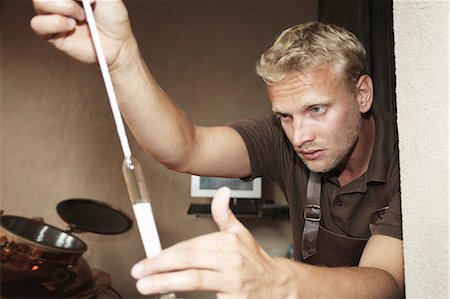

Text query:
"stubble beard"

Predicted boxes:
[[301, 109, 362, 174]]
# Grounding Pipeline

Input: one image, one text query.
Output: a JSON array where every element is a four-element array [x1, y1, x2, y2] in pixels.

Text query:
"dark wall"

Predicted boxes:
[[319, 0, 396, 113]]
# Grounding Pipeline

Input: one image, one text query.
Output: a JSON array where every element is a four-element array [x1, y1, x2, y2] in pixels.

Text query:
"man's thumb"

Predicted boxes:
[[211, 187, 244, 233]]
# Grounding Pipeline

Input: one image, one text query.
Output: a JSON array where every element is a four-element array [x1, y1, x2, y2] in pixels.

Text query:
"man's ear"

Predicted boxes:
[[355, 74, 374, 113]]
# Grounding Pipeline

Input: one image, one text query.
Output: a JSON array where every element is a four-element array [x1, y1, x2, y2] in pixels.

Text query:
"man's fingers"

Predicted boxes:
[[131, 247, 241, 294], [135, 269, 227, 295], [211, 187, 246, 234], [33, 0, 86, 21], [30, 15, 76, 38], [31, 0, 86, 39], [131, 249, 218, 279], [131, 242, 244, 279]]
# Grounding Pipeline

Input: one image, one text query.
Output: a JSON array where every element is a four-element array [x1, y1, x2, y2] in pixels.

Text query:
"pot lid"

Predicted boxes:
[[57, 198, 133, 235]]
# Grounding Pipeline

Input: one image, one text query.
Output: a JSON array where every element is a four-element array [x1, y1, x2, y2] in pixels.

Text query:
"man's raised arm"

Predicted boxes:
[[30, 0, 251, 178]]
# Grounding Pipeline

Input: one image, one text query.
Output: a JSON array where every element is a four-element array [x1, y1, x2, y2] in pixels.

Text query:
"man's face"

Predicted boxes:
[[267, 67, 362, 174]]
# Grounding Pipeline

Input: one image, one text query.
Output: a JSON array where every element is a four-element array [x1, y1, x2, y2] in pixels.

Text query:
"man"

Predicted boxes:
[[31, 0, 404, 297]]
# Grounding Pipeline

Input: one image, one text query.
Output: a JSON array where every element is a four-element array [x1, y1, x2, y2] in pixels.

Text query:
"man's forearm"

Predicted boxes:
[[276, 258, 403, 298], [108, 37, 198, 169]]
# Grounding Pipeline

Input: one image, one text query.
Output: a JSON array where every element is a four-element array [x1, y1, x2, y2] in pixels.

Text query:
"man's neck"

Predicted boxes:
[[338, 115, 376, 186]]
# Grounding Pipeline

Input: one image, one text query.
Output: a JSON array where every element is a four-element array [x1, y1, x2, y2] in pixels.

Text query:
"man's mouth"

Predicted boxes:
[[298, 149, 326, 160]]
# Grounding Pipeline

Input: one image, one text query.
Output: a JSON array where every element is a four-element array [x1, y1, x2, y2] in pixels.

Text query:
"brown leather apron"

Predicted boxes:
[[301, 173, 388, 267], [304, 225, 368, 267]]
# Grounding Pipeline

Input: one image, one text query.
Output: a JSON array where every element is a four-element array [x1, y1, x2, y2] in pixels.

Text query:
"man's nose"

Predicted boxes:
[[292, 118, 315, 147]]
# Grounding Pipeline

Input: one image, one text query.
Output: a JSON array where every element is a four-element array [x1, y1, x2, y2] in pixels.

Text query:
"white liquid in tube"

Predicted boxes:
[[122, 157, 165, 259], [132, 202, 162, 258]]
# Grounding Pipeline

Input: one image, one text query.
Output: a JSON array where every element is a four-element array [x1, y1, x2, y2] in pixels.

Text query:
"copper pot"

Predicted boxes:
[[0, 214, 89, 289], [1, 199, 132, 297]]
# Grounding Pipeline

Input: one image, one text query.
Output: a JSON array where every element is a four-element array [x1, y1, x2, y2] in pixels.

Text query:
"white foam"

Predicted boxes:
[[132, 202, 162, 258]]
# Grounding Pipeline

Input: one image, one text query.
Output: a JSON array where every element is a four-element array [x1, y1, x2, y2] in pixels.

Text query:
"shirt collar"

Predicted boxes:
[[324, 103, 397, 189]]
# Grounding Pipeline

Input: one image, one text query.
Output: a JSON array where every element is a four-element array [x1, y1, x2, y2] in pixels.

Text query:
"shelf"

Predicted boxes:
[[187, 203, 289, 219]]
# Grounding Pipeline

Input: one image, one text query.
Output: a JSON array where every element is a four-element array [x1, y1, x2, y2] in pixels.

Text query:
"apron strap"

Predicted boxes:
[[301, 172, 321, 259]]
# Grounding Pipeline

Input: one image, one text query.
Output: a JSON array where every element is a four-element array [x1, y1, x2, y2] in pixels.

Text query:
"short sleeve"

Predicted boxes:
[[370, 192, 402, 240], [228, 115, 293, 186]]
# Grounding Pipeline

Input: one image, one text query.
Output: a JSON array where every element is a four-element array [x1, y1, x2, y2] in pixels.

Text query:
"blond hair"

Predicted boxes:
[[256, 22, 366, 91]]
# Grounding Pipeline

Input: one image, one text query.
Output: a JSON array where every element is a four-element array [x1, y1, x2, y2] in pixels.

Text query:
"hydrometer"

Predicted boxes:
[[80, 1, 176, 298]]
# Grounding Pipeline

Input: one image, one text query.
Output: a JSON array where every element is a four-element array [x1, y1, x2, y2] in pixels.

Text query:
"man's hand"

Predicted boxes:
[[130, 187, 297, 298], [130, 187, 404, 298], [30, 0, 134, 69]]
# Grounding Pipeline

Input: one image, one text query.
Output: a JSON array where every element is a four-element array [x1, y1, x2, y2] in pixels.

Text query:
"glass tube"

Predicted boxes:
[[122, 156, 162, 258], [122, 156, 179, 299]]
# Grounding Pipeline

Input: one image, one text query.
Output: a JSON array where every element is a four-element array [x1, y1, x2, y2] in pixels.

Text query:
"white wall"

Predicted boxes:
[[393, 1, 449, 298]]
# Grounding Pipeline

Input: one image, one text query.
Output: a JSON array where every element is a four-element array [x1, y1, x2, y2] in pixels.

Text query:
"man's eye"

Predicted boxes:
[[310, 106, 325, 114], [277, 113, 291, 121]]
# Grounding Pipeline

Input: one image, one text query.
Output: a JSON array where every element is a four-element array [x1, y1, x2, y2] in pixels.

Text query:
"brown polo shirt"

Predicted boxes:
[[229, 103, 402, 261]]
